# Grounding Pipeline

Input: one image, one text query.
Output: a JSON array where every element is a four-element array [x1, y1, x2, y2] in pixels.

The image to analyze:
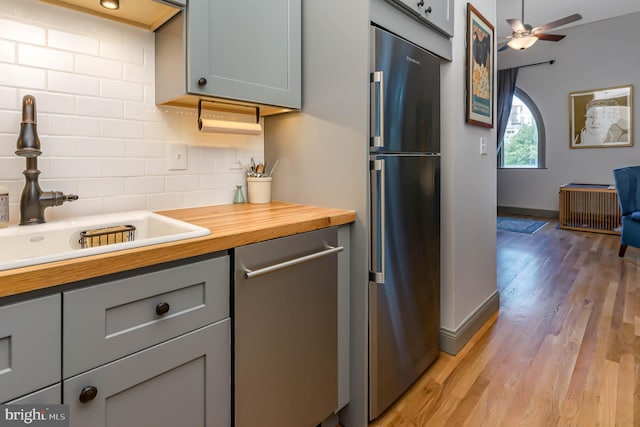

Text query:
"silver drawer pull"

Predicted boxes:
[[244, 245, 344, 279]]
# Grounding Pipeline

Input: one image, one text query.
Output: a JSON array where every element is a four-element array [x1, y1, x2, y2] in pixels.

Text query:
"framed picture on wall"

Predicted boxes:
[[466, 3, 494, 128], [569, 85, 633, 148]]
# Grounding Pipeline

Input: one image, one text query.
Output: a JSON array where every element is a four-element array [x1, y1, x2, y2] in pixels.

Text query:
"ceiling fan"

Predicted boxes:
[[498, 0, 582, 51]]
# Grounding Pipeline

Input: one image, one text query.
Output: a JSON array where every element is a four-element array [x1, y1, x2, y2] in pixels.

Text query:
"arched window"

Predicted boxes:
[[499, 88, 546, 168]]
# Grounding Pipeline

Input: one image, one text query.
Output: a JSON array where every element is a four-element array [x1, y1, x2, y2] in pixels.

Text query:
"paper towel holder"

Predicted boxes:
[[197, 99, 262, 135]]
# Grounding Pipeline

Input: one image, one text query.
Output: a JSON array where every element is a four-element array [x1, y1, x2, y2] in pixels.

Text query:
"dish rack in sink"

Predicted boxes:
[[79, 225, 136, 249]]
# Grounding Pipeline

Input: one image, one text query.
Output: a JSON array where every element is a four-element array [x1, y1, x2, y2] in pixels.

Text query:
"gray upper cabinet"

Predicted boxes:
[[384, 0, 454, 37], [155, 0, 301, 115]]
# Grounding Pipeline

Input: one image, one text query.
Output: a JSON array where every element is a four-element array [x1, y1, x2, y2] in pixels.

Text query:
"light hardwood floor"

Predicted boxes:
[[369, 217, 640, 426]]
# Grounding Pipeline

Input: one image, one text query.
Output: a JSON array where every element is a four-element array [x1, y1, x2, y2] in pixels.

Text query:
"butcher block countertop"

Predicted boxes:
[[0, 202, 356, 298]]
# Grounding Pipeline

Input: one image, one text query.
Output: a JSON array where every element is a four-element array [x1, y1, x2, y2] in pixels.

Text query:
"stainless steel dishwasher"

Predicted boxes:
[[234, 227, 341, 427]]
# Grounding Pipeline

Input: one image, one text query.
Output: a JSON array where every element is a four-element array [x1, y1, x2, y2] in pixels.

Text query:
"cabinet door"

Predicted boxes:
[[188, 0, 301, 109], [423, 0, 453, 37], [5, 384, 61, 405], [64, 319, 230, 427], [385, 0, 453, 37], [0, 295, 60, 403]]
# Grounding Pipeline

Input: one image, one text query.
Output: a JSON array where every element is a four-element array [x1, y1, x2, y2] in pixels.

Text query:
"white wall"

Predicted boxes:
[[497, 12, 640, 211], [0, 0, 262, 224], [440, 0, 498, 331]]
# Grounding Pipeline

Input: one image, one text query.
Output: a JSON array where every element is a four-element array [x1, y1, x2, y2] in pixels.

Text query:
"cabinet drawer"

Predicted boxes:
[[64, 319, 230, 427], [63, 256, 229, 378], [0, 295, 61, 403]]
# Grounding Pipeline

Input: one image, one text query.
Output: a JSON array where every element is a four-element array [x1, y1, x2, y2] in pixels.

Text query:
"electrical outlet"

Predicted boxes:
[[230, 149, 242, 170], [168, 143, 188, 170]]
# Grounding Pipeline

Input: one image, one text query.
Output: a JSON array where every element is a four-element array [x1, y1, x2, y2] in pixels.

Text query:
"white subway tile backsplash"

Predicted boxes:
[[101, 79, 144, 102], [143, 121, 171, 141], [183, 190, 218, 208], [18, 90, 75, 115], [101, 195, 146, 213], [48, 29, 99, 56], [0, 88, 19, 110], [146, 193, 183, 211], [199, 174, 231, 190], [46, 197, 104, 221], [0, 158, 23, 180], [214, 188, 237, 205], [0, 63, 46, 90], [125, 102, 162, 122], [101, 40, 144, 65], [144, 157, 168, 176], [0, 40, 15, 63], [75, 138, 125, 157], [0, 0, 264, 219], [48, 71, 100, 96], [0, 111, 21, 133], [101, 158, 145, 177], [0, 18, 45, 45], [125, 176, 164, 195], [77, 55, 122, 79], [126, 140, 165, 158], [42, 136, 77, 157], [77, 178, 125, 197], [49, 158, 102, 178], [0, 134, 16, 155], [101, 118, 144, 139], [0, 180, 20, 203], [166, 175, 199, 193], [77, 97, 123, 119], [123, 62, 151, 84], [18, 44, 74, 72], [48, 115, 101, 137]]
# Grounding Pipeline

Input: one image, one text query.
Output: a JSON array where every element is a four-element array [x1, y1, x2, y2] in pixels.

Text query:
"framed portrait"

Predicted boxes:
[[466, 3, 494, 128], [569, 85, 633, 148]]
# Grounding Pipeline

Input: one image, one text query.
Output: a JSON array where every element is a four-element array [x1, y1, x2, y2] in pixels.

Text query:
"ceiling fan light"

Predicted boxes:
[[507, 35, 538, 50], [100, 0, 119, 10]]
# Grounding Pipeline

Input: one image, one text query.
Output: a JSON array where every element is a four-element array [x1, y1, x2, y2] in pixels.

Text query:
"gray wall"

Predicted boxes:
[[264, 1, 370, 425], [497, 12, 640, 211], [440, 0, 498, 340]]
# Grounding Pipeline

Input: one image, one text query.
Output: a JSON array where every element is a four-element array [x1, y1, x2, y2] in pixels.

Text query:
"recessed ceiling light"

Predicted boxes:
[[100, 0, 119, 10]]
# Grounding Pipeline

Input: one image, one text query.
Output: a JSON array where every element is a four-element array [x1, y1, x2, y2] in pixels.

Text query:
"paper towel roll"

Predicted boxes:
[[198, 118, 262, 135]]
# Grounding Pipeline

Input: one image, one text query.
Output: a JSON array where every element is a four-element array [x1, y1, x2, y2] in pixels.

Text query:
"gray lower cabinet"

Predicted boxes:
[[63, 257, 229, 378], [5, 384, 61, 405], [155, 0, 301, 111], [64, 320, 230, 427], [0, 295, 61, 404], [62, 254, 231, 426]]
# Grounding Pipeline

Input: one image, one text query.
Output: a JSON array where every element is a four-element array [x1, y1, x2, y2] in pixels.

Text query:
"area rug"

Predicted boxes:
[[497, 217, 547, 234]]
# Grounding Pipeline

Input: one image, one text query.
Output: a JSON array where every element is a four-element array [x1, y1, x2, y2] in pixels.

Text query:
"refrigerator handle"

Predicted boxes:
[[370, 71, 384, 149], [370, 158, 385, 284]]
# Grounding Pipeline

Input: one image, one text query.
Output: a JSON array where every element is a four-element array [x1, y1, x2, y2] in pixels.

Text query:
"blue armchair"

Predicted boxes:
[[613, 166, 640, 257]]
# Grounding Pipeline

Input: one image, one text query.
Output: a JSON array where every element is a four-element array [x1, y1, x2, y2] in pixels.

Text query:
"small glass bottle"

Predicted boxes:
[[233, 185, 246, 204], [0, 185, 8, 228]]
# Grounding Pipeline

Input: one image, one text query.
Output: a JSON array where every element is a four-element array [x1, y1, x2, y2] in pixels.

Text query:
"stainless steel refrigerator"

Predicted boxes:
[[369, 25, 441, 420]]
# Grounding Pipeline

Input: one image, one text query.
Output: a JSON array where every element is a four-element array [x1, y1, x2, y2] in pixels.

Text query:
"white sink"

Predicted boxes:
[[0, 211, 211, 271]]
